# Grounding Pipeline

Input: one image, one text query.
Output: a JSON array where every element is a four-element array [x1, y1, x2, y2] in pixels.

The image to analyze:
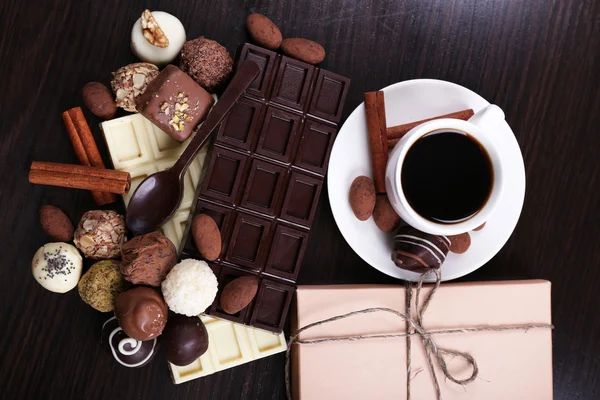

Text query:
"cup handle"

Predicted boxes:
[[468, 104, 505, 131]]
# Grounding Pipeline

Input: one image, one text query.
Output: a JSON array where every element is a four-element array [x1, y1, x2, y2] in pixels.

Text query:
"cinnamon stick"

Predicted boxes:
[[29, 161, 130, 194], [62, 107, 117, 205], [387, 109, 474, 147], [364, 91, 388, 193]]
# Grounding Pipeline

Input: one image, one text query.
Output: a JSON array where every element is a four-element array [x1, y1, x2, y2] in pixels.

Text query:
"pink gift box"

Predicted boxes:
[[291, 280, 553, 399]]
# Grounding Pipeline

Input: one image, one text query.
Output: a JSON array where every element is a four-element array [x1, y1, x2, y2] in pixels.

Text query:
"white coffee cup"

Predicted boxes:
[[385, 105, 506, 235]]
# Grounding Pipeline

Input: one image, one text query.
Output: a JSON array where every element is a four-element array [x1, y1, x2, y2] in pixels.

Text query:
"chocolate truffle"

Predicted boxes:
[[101, 316, 157, 368], [121, 232, 177, 287], [179, 37, 233, 92], [162, 315, 209, 366], [74, 210, 126, 259], [135, 65, 214, 142], [78, 260, 131, 312], [111, 62, 159, 112], [391, 226, 450, 273], [448, 232, 471, 254], [115, 287, 168, 341], [161, 259, 218, 316], [32, 242, 82, 293]]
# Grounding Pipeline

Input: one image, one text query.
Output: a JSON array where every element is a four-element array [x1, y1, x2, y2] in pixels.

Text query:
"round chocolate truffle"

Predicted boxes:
[[121, 232, 177, 287], [179, 37, 233, 93], [74, 210, 126, 259], [78, 260, 131, 312], [115, 287, 168, 341], [101, 316, 157, 368], [391, 226, 450, 273], [162, 315, 209, 366]]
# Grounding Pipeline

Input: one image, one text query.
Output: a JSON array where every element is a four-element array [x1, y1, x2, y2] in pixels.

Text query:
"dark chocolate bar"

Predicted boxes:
[[180, 43, 350, 333]]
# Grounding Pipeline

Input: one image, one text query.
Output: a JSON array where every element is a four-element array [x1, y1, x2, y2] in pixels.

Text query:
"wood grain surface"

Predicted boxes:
[[1, 0, 599, 399]]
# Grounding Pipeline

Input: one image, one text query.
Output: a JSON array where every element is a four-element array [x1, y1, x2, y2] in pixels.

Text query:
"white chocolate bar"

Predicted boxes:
[[101, 113, 208, 250], [169, 315, 287, 384]]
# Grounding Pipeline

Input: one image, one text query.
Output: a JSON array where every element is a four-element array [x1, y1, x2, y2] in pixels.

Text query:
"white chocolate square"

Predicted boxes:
[[169, 315, 287, 384], [101, 113, 207, 250]]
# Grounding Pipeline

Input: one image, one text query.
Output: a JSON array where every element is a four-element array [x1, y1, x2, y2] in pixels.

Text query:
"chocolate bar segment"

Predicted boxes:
[[225, 212, 273, 270], [180, 43, 350, 333], [255, 106, 303, 163], [308, 69, 350, 123], [270, 57, 315, 112], [215, 97, 265, 151], [264, 224, 309, 281], [294, 119, 338, 175], [135, 65, 214, 142], [237, 44, 279, 99], [250, 279, 295, 332]]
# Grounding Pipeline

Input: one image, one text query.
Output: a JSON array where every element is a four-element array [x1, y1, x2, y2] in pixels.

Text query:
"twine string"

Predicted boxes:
[[285, 270, 553, 400]]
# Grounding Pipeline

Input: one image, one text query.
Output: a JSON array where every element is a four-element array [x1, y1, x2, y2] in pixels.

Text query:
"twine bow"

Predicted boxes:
[[285, 270, 553, 400]]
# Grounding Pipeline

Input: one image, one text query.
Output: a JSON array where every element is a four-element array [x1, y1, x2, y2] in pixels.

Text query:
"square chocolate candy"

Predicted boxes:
[[136, 65, 214, 142], [179, 43, 351, 333]]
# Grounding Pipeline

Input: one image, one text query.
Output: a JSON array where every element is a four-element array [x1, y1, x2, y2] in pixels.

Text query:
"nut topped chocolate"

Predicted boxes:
[[135, 64, 214, 142]]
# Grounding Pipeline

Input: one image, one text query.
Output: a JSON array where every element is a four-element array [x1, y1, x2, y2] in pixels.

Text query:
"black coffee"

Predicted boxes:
[[401, 130, 493, 223]]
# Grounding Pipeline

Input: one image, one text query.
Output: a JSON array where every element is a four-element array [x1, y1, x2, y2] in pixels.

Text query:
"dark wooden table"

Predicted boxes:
[[1, 0, 599, 399]]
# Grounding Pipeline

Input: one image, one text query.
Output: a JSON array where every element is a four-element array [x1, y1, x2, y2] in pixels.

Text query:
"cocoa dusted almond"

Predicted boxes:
[[220, 276, 259, 314], [349, 176, 376, 221], [281, 38, 326, 65], [246, 14, 282, 50], [82, 82, 117, 120], [191, 214, 221, 261], [39, 205, 74, 242]]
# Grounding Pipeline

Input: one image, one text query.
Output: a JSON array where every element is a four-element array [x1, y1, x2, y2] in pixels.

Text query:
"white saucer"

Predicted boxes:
[[328, 79, 526, 282]]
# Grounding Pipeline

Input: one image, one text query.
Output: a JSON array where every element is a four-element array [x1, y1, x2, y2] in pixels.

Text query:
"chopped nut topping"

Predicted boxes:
[[159, 93, 191, 132], [141, 9, 169, 48]]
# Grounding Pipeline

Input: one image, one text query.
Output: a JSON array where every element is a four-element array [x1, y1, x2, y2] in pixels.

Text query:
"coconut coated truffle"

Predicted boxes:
[[161, 259, 218, 316], [179, 37, 233, 93]]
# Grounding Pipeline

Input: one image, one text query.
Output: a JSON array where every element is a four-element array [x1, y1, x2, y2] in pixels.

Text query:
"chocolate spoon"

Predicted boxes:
[[126, 60, 260, 235]]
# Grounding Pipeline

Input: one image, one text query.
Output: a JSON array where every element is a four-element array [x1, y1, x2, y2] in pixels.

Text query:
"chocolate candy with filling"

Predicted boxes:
[[101, 316, 157, 368], [392, 226, 450, 272], [115, 287, 168, 341], [178, 43, 351, 333], [121, 232, 177, 287], [162, 315, 209, 366], [135, 64, 214, 142]]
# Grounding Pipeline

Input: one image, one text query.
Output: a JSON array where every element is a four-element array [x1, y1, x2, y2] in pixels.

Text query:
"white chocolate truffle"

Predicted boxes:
[[32, 243, 83, 293], [161, 259, 218, 316], [131, 11, 186, 65]]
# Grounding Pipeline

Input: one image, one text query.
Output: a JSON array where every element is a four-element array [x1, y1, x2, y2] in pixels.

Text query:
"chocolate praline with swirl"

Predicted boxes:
[[101, 317, 157, 368]]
